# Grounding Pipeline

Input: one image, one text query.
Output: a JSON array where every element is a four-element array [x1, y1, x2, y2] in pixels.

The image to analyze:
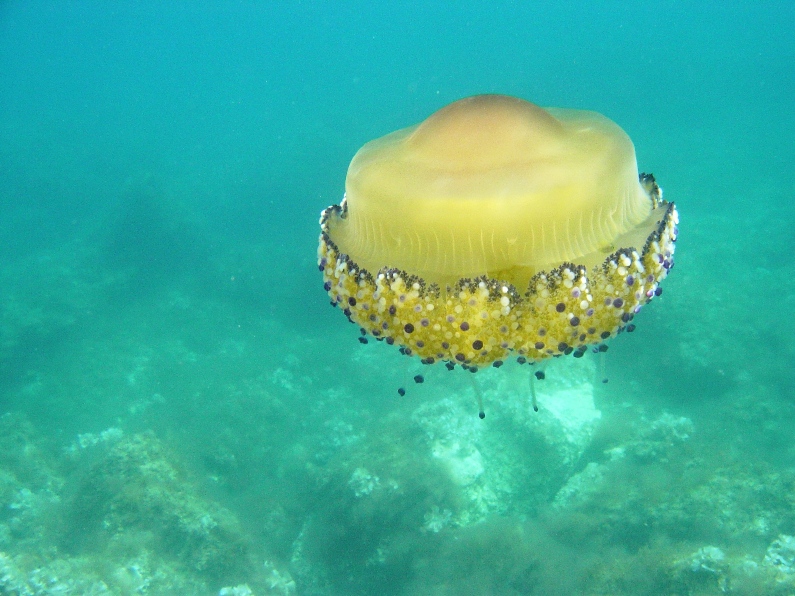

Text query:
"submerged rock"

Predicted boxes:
[[67, 432, 251, 582]]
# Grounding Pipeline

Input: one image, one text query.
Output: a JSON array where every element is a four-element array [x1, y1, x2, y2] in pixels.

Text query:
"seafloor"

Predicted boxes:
[[0, 190, 793, 595]]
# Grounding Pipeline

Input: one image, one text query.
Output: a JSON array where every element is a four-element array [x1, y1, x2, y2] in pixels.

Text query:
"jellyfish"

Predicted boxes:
[[318, 95, 677, 399]]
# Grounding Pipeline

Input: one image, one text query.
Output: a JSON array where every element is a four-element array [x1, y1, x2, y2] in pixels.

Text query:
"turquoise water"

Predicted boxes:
[[1, 2, 793, 594]]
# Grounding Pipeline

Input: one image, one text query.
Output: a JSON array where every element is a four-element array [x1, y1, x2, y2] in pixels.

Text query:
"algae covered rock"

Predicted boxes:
[[66, 432, 251, 584]]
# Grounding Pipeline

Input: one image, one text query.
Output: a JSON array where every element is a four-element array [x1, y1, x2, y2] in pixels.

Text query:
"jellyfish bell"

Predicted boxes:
[[318, 94, 677, 374]]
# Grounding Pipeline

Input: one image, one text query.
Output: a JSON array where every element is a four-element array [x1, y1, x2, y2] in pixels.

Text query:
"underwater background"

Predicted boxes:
[[1, 1, 793, 594]]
